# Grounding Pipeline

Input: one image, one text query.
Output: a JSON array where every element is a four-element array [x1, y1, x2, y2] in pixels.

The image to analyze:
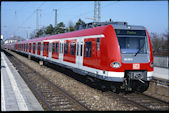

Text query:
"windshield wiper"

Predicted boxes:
[[134, 43, 145, 56]]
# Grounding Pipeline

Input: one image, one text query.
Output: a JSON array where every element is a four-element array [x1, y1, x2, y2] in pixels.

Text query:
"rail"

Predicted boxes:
[[4, 50, 90, 111]]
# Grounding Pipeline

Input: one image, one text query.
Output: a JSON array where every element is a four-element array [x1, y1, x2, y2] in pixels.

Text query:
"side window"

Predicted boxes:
[[80, 44, 83, 56], [31, 43, 32, 50], [39, 43, 41, 51], [64, 42, 68, 54], [35, 43, 38, 51], [33, 43, 35, 51], [70, 42, 75, 55], [77, 43, 79, 56], [60, 43, 62, 53], [47, 43, 49, 52], [62, 43, 63, 53], [85, 41, 92, 57], [97, 38, 100, 51], [43, 43, 45, 52], [52, 43, 55, 53], [56, 43, 59, 53]]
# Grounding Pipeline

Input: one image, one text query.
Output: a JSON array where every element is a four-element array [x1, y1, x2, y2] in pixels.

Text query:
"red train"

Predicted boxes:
[[4, 22, 154, 92]]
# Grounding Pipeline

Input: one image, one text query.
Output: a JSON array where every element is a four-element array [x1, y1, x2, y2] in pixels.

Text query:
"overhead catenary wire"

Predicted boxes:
[[13, 2, 46, 36], [12, 1, 118, 39]]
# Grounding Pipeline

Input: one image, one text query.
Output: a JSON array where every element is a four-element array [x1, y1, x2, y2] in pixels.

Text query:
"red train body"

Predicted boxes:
[[4, 24, 154, 92]]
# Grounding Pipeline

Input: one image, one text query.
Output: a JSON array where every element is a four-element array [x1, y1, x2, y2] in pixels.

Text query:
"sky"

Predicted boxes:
[[1, 1, 168, 40]]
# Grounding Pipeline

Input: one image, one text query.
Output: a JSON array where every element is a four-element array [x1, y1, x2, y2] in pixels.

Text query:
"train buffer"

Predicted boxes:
[[1, 52, 43, 111]]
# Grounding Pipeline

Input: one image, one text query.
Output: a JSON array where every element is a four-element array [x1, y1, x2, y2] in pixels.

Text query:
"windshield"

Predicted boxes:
[[115, 29, 147, 54], [117, 36, 147, 54]]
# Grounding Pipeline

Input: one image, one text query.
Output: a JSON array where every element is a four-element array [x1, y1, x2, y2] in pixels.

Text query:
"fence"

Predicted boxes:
[[154, 56, 169, 68]]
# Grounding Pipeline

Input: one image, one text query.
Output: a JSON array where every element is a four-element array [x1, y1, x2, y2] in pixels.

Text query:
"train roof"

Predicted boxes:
[[17, 25, 110, 44], [16, 22, 146, 44], [83, 21, 145, 31]]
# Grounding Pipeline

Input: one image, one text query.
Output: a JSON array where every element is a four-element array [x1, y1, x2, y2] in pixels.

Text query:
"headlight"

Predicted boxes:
[[111, 62, 121, 68], [150, 62, 153, 67]]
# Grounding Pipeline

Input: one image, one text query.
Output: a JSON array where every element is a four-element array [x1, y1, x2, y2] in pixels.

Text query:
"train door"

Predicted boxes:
[[29, 42, 31, 53], [25, 43, 27, 52], [33, 42, 36, 54], [76, 38, 84, 69], [46, 42, 49, 57], [43, 42, 49, 57], [35, 42, 37, 55], [31, 42, 33, 54], [40, 41, 43, 57], [37, 42, 41, 55], [48, 42, 52, 58], [59, 40, 64, 63], [16, 43, 18, 51]]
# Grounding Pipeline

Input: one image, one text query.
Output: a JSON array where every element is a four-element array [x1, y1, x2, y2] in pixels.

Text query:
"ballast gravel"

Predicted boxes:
[[7, 50, 141, 111]]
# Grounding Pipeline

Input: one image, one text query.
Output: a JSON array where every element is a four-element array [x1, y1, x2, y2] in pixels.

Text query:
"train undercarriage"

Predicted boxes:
[[85, 71, 150, 93], [13, 50, 150, 93]]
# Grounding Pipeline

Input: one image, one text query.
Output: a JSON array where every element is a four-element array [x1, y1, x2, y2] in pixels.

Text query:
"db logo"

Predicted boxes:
[[133, 64, 140, 69]]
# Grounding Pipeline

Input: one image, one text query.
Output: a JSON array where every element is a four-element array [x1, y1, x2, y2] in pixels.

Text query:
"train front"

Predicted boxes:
[[111, 24, 154, 92]]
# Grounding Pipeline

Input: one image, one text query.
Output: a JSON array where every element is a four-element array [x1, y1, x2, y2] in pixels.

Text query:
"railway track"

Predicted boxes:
[[5, 51, 90, 111], [3, 49, 169, 111], [104, 91, 169, 111]]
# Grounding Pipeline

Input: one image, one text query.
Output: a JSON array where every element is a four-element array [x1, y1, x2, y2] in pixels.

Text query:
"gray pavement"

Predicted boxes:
[[153, 67, 169, 81], [1, 52, 43, 111]]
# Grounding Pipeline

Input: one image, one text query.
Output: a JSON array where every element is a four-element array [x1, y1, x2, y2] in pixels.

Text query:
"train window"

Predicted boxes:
[[77, 43, 79, 56], [85, 41, 92, 57], [38, 43, 41, 51], [43, 43, 45, 52], [37, 44, 39, 51], [26, 44, 27, 51], [60, 43, 63, 53], [35, 43, 37, 51], [56, 43, 59, 53], [64, 42, 68, 54], [80, 44, 83, 56], [97, 38, 100, 51], [33, 43, 35, 51], [47, 43, 49, 52], [62, 43, 63, 53], [70, 42, 75, 55], [31, 43, 33, 51], [52, 43, 55, 53], [59, 43, 61, 53], [25, 44, 26, 51]]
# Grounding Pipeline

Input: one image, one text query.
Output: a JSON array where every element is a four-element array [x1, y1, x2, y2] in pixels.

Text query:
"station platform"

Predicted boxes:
[[1, 52, 43, 111], [153, 67, 169, 81]]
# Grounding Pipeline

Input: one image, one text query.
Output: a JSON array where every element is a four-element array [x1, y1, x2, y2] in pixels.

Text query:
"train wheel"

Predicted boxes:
[[85, 77, 97, 88], [132, 81, 149, 93], [110, 85, 120, 93], [137, 81, 149, 93]]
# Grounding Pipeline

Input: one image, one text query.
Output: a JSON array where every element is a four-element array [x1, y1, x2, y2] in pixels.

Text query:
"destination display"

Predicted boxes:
[[115, 29, 146, 36]]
